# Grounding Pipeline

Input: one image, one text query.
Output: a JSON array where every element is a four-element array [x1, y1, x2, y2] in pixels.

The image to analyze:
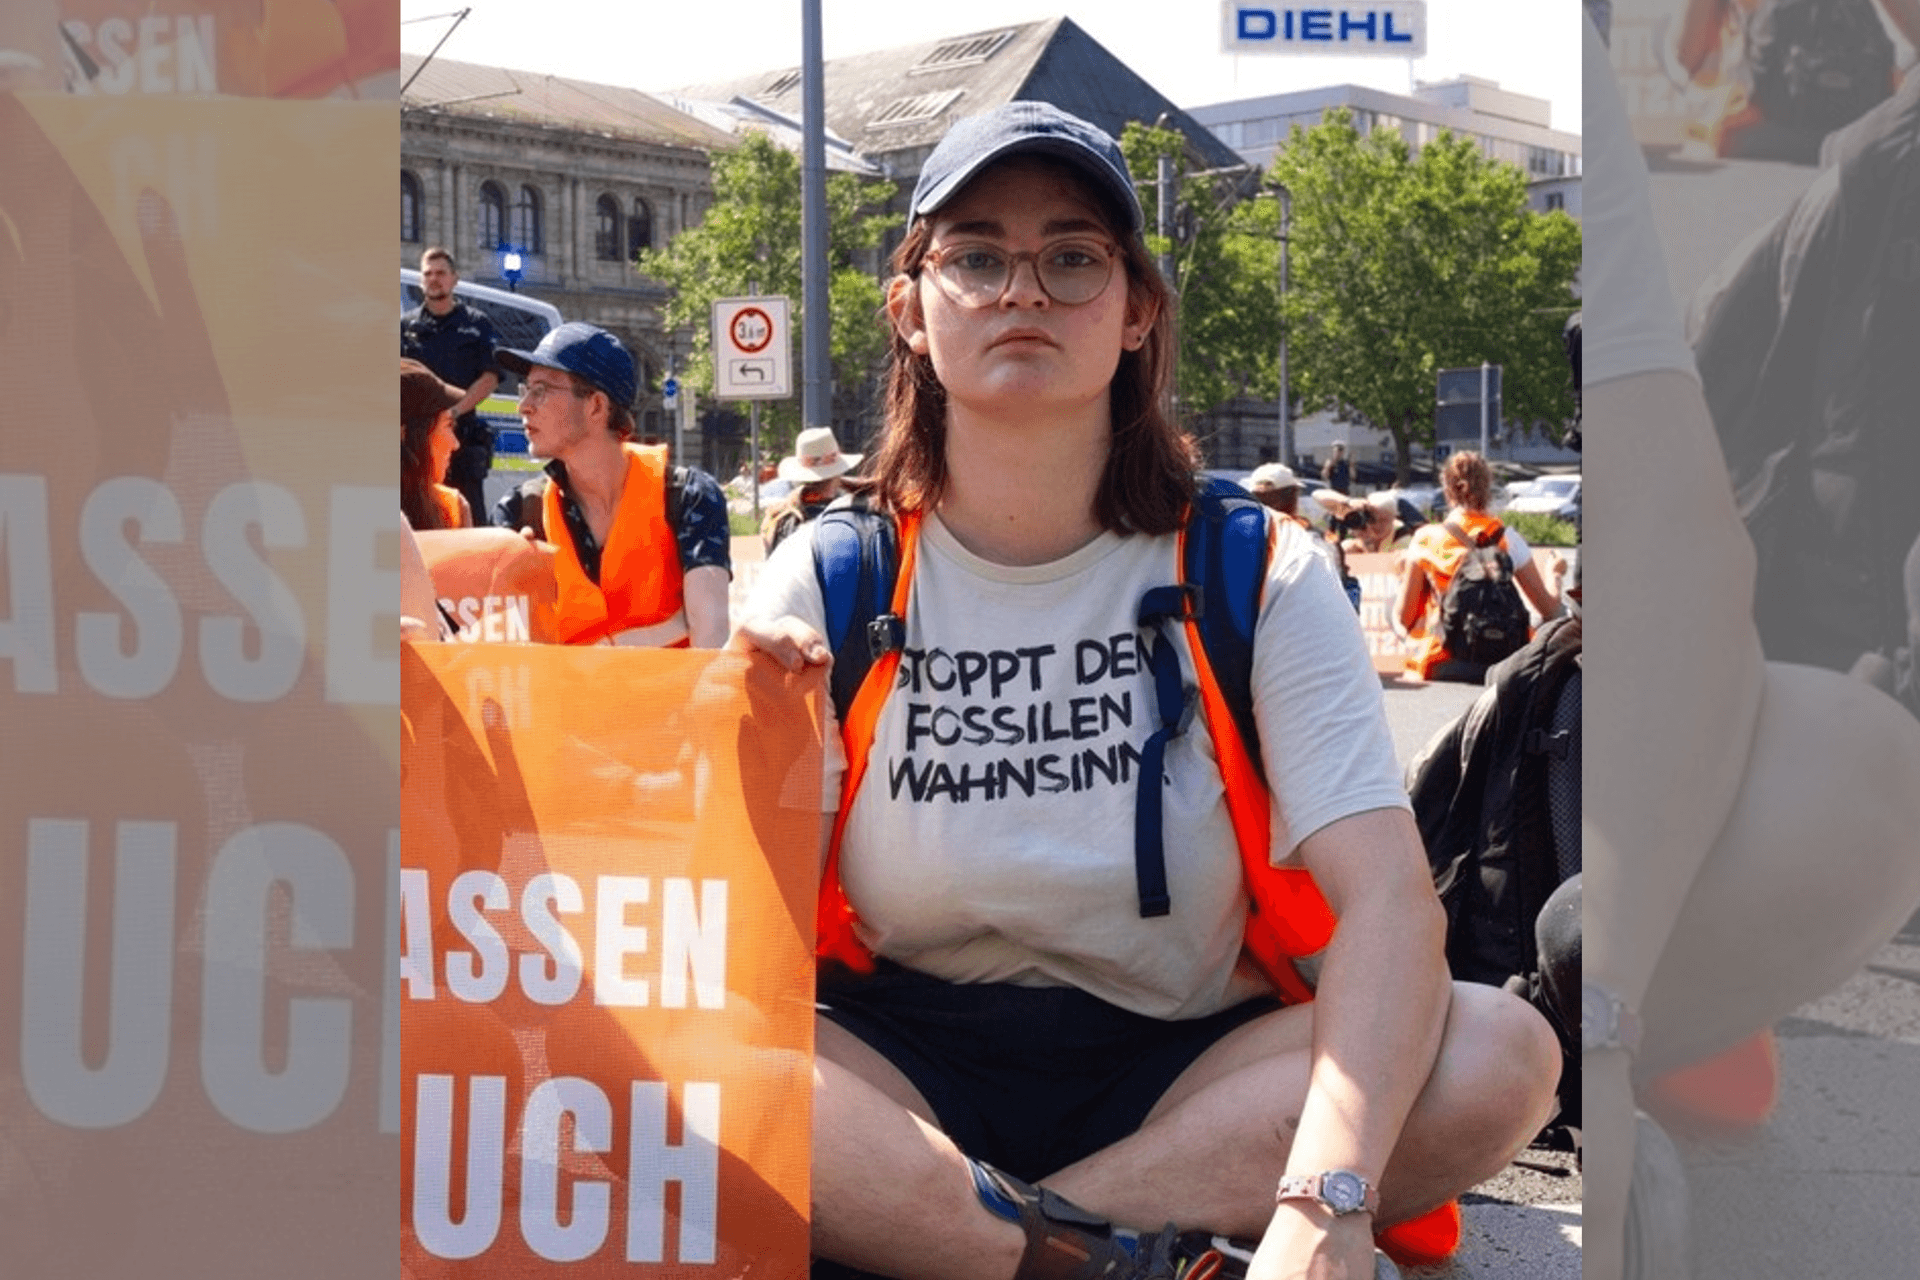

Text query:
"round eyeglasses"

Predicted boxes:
[[922, 238, 1119, 308], [520, 379, 590, 406]]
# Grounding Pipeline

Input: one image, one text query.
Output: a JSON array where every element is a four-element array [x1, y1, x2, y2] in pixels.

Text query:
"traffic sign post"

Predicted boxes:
[[1435, 364, 1502, 452], [712, 296, 793, 400]]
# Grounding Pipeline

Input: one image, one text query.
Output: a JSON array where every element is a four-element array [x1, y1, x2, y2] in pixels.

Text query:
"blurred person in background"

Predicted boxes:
[[762, 426, 863, 555], [400, 358, 471, 530]]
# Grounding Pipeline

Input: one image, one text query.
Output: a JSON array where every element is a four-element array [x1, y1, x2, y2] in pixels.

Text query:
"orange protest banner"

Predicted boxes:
[[0, 58, 397, 1277], [418, 527, 563, 644], [401, 643, 825, 1277], [1349, 551, 1412, 675]]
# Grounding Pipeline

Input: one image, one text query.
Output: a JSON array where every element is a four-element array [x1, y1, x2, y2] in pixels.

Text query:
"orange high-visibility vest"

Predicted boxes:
[[544, 442, 688, 647], [1406, 509, 1510, 678]]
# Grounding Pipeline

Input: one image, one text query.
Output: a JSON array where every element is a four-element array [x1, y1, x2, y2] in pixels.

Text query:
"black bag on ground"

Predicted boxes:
[[1437, 520, 1530, 667], [1408, 613, 1582, 989], [1408, 613, 1583, 1121]]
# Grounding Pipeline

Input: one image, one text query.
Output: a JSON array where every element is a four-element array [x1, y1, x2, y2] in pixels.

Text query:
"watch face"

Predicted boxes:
[[1322, 1171, 1365, 1213]]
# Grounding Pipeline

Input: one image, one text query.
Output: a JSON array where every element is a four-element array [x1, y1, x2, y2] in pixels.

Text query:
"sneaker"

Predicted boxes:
[[1171, 1233, 1401, 1280]]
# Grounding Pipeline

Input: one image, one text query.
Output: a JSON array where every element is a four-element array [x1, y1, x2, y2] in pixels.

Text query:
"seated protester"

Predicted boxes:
[[1397, 451, 1563, 684], [401, 358, 472, 531], [762, 426, 862, 555], [1246, 463, 1350, 605], [737, 101, 1557, 1280], [1316, 489, 1409, 557], [1352, 491, 1410, 555], [491, 323, 731, 647]]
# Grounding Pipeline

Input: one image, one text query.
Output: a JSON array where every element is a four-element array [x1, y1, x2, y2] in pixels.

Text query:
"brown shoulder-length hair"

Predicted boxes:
[[871, 161, 1199, 535], [401, 408, 450, 530], [1441, 450, 1494, 512]]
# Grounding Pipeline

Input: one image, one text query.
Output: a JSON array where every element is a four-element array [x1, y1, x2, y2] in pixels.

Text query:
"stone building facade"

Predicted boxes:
[[400, 53, 733, 449]]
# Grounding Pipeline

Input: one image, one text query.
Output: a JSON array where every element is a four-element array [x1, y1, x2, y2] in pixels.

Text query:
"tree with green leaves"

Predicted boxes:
[[1119, 121, 1285, 419], [1269, 110, 1582, 481], [636, 131, 899, 450]]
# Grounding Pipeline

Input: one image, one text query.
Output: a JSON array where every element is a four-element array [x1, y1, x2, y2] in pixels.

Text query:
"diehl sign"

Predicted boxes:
[[1223, 2, 1428, 58]]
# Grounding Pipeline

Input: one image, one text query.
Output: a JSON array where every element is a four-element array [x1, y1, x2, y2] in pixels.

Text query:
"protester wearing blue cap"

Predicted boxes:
[[493, 322, 732, 647], [736, 101, 1556, 1280]]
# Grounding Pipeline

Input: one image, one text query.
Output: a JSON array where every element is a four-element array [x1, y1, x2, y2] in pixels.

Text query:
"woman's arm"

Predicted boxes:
[[1248, 807, 1452, 1280], [1395, 553, 1429, 634], [1513, 555, 1563, 621]]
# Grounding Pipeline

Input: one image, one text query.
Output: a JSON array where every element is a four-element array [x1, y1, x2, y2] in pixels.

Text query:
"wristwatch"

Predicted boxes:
[[1274, 1170, 1379, 1216], [1581, 980, 1643, 1057]]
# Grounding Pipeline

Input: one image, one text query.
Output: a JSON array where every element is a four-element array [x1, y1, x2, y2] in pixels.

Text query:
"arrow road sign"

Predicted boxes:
[[712, 296, 791, 399]]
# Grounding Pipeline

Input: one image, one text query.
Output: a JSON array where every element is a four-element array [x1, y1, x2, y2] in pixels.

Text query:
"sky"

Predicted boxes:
[[399, 0, 1583, 136]]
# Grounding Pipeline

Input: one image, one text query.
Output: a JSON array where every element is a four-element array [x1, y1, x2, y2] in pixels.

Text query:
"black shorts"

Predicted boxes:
[[818, 960, 1279, 1183]]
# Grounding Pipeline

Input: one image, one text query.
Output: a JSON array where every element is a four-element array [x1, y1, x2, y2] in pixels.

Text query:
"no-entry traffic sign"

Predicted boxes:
[[712, 296, 792, 399]]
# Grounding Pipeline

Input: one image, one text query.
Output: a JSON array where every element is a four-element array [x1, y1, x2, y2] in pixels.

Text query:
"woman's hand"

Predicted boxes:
[[728, 614, 831, 672], [1247, 1206, 1377, 1280]]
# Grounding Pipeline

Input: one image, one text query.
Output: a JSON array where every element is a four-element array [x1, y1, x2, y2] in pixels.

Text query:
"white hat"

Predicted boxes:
[[1246, 462, 1299, 492], [778, 426, 863, 483]]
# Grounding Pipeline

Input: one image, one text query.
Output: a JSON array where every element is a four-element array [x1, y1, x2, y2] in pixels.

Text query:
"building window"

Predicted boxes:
[[1545, 191, 1565, 211], [870, 88, 965, 128], [628, 198, 653, 258], [477, 181, 506, 249], [401, 170, 422, 243], [512, 184, 543, 254], [911, 29, 1014, 73], [596, 194, 622, 260]]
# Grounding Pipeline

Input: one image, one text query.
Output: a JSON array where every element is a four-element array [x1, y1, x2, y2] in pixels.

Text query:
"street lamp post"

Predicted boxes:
[[1269, 184, 1292, 468]]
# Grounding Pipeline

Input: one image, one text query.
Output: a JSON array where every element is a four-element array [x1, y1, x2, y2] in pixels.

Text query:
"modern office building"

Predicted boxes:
[[1190, 76, 1581, 217]]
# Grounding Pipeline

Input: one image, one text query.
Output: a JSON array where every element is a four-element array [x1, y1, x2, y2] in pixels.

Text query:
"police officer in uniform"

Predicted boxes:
[[402, 246, 500, 522]]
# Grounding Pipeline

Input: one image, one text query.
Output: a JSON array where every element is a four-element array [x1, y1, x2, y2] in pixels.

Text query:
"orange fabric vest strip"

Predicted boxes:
[[544, 442, 687, 646]]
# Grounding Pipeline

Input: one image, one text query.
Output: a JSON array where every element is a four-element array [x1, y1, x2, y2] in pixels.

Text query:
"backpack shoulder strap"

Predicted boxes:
[[810, 498, 921, 973], [1131, 478, 1273, 914], [811, 494, 904, 724], [1181, 476, 1272, 782]]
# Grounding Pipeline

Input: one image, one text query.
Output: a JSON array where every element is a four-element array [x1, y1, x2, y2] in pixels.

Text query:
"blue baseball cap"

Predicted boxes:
[[910, 101, 1144, 235], [496, 322, 637, 408]]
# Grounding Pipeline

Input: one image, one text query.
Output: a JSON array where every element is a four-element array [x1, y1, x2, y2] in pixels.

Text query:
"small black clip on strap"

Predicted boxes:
[[866, 613, 905, 660]]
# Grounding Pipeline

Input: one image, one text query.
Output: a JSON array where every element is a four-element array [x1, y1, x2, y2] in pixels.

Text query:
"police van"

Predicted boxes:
[[401, 268, 563, 455]]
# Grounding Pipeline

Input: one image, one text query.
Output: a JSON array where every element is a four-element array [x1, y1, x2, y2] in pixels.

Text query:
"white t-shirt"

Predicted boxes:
[[1583, 13, 1700, 386], [744, 507, 1410, 1019]]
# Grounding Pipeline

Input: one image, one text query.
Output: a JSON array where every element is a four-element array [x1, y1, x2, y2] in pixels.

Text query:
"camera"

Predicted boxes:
[[1334, 509, 1370, 534]]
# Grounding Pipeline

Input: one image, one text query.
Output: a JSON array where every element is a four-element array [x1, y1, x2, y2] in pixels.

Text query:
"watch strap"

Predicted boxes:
[[1583, 981, 1643, 1057], [1274, 1171, 1380, 1216]]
